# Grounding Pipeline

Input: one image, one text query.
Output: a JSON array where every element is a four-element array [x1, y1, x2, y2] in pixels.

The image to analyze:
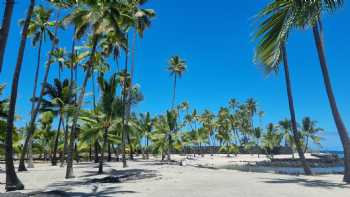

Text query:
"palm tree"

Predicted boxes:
[[297, 0, 350, 183], [121, 0, 155, 167], [5, 0, 36, 191], [24, 5, 54, 169], [301, 117, 323, 153], [18, 7, 60, 172], [96, 74, 120, 174], [137, 112, 153, 159], [253, 0, 312, 175], [166, 56, 186, 161], [40, 79, 75, 165], [64, 0, 127, 178], [0, 0, 15, 73], [262, 123, 282, 158]]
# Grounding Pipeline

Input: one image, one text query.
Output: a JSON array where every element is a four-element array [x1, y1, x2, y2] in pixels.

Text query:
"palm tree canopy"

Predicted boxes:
[[253, 0, 343, 73], [168, 56, 187, 77]]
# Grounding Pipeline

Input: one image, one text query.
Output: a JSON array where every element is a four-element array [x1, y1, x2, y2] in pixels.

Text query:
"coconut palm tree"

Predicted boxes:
[[39, 78, 75, 165], [297, 0, 350, 182], [262, 123, 282, 158], [136, 112, 153, 159], [23, 5, 55, 168], [0, 0, 15, 73], [166, 56, 186, 161], [253, 0, 312, 175], [301, 117, 323, 153], [96, 73, 120, 173], [5, 0, 36, 191], [18, 7, 61, 172]]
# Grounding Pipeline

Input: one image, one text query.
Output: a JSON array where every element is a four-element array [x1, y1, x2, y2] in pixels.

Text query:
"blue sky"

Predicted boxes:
[[1, 1, 350, 151]]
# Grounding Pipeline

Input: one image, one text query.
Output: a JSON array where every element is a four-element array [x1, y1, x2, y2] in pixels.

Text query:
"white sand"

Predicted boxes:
[[1, 154, 349, 196]]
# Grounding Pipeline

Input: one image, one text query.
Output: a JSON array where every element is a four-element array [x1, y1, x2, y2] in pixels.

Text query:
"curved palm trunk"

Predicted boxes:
[[0, 0, 15, 73], [281, 43, 312, 175], [52, 116, 62, 166], [18, 10, 60, 172], [5, 0, 36, 191], [66, 37, 98, 179], [312, 23, 350, 183]]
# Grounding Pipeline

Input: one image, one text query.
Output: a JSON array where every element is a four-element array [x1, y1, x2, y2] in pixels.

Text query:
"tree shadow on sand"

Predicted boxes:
[[261, 177, 350, 189], [33, 168, 158, 196]]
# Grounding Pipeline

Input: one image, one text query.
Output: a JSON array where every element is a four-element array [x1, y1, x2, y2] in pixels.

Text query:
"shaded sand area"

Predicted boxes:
[[1, 154, 349, 196]]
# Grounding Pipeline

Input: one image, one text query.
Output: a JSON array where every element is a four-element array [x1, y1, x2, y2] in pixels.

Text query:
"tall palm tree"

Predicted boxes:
[[253, 0, 312, 175], [5, 0, 36, 191], [64, 0, 127, 178], [166, 56, 186, 161], [297, 0, 350, 183], [24, 5, 54, 168], [18, 7, 60, 172], [0, 0, 15, 73], [121, 0, 155, 166]]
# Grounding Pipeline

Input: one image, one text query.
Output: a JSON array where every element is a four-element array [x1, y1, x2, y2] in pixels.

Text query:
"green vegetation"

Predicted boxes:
[[0, 0, 348, 193]]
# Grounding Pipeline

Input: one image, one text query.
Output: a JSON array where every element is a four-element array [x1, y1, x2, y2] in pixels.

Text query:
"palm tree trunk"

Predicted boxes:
[[312, 22, 350, 183], [108, 142, 112, 162], [5, 0, 36, 191], [171, 75, 177, 109], [281, 43, 312, 175], [18, 10, 60, 172], [60, 117, 69, 167], [0, 0, 15, 73], [146, 136, 149, 159], [167, 75, 177, 161], [98, 128, 108, 174], [65, 37, 98, 179], [94, 139, 99, 163], [27, 36, 44, 169], [52, 116, 62, 166], [121, 38, 129, 168]]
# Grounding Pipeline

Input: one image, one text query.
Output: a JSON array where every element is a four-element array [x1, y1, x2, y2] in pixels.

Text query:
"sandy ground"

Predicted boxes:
[[0, 154, 349, 197]]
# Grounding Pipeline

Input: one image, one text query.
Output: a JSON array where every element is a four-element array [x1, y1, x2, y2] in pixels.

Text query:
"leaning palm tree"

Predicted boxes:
[[18, 6, 60, 172], [0, 0, 15, 73], [295, 0, 350, 182], [253, 0, 312, 175], [24, 4, 55, 169], [5, 0, 36, 191]]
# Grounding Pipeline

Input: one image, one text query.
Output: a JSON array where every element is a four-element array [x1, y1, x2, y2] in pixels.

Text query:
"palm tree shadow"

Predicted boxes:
[[27, 186, 136, 197], [261, 177, 350, 189], [39, 168, 158, 196]]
